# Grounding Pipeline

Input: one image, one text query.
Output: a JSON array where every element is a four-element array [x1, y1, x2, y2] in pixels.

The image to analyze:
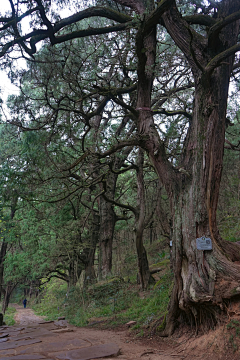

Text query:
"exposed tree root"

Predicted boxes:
[[159, 297, 240, 337]]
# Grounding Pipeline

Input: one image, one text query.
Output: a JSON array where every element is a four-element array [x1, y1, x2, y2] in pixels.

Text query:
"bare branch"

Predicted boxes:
[[0, 6, 135, 58], [162, 3, 206, 76], [53, 6, 132, 31], [102, 187, 138, 216], [0, 6, 41, 31], [115, 0, 145, 14], [153, 108, 192, 120], [183, 14, 216, 27], [224, 139, 240, 151], [233, 61, 240, 70], [30, 22, 134, 54], [109, 163, 137, 174], [205, 43, 240, 75], [97, 138, 140, 158], [61, 152, 90, 172], [208, 10, 240, 46], [144, 0, 175, 35], [111, 95, 138, 117]]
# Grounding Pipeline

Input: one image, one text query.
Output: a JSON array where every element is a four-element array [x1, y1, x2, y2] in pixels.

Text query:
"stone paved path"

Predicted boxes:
[[0, 305, 186, 360]]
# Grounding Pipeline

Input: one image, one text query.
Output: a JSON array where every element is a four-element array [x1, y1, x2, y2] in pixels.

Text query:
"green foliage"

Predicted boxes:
[[3, 306, 16, 326], [156, 312, 167, 332], [33, 279, 68, 320], [10, 286, 25, 304], [218, 117, 240, 244], [157, 251, 166, 259], [0, 0, 239, 330], [88, 278, 124, 306], [33, 269, 172, 331]]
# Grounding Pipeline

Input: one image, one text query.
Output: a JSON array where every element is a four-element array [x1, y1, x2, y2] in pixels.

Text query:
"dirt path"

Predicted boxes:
[[13, 304, 46, 326], [0, 305, 238, 360], [0, 305, 182, 360]]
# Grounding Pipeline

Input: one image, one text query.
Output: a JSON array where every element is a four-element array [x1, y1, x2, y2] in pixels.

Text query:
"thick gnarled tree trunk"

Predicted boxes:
[[0, 191, 18, 309], [0, 240, 7, 302], [164, 70, 240, 334], [99, 148, 133, 279], [84, 213, 99, 286], [157, 1, 240, 334], [126, 0, 240, 334], [1, 0, 239, 336], [135, 148, 152, 290], [2, 282, 17, 314], [99, 167, 118, 280]]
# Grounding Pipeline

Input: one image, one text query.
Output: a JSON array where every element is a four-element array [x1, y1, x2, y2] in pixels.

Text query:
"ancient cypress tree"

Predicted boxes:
[[1, 0, 240, 333]]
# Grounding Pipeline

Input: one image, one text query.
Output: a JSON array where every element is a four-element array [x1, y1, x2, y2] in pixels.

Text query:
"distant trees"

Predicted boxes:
[[4, 29, 160, 289], [0, 0, 240, 334]]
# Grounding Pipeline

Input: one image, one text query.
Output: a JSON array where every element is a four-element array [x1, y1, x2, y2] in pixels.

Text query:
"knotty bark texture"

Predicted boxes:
[[84, 213, 99, 286], [0, 240, 7, 302], [2, 0, 240, 334], [99, 191, 116, 279], [120, 0, 240, 334], [1, 192, 18, 311], [99, 151, 132, 279], [135, 148, 152, 290], [159, 0, 240, 335]]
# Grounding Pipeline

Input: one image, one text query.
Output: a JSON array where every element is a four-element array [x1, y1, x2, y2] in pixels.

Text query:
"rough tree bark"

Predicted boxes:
[[2, 282, 17, 314], [1, 0, 240, 335], [1, 191, 18, 311], [135, 148, 152, 290], [102, 147, 156, 289], [91, 114, 132, 280], [0, 240, 7, 302], [99, 145, 134, 279], [125, 0, 240, 334], [160, 0, 240, 335], [84, 213, 100, 286], [68, 258, 78, 290], [99, 174, 116, 279], [67, 230, 85, 290]]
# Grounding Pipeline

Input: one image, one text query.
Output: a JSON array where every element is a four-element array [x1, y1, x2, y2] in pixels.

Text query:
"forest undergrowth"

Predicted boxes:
[[2, 305, 16, 326], [5, 245, 240, 357], [24, 243, 173, 338], [30, 267, 172, 337]]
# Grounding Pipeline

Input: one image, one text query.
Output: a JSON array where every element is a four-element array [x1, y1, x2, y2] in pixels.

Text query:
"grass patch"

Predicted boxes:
[[4, 305, 16, 326], [32, 279, 68, 321], [113, 270, 172, 328], [32, 269, 173, 333]]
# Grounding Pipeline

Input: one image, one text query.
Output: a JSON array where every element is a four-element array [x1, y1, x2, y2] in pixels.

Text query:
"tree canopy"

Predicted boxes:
[[1, 0, 240, 334]]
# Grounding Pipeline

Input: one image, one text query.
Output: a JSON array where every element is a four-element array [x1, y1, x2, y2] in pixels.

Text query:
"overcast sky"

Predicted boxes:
[[0, 0, 237, 118], [0, 0, 76, 114]]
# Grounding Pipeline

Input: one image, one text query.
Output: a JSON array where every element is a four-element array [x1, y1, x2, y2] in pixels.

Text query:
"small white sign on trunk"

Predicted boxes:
[[196, 236, 212, 250]]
